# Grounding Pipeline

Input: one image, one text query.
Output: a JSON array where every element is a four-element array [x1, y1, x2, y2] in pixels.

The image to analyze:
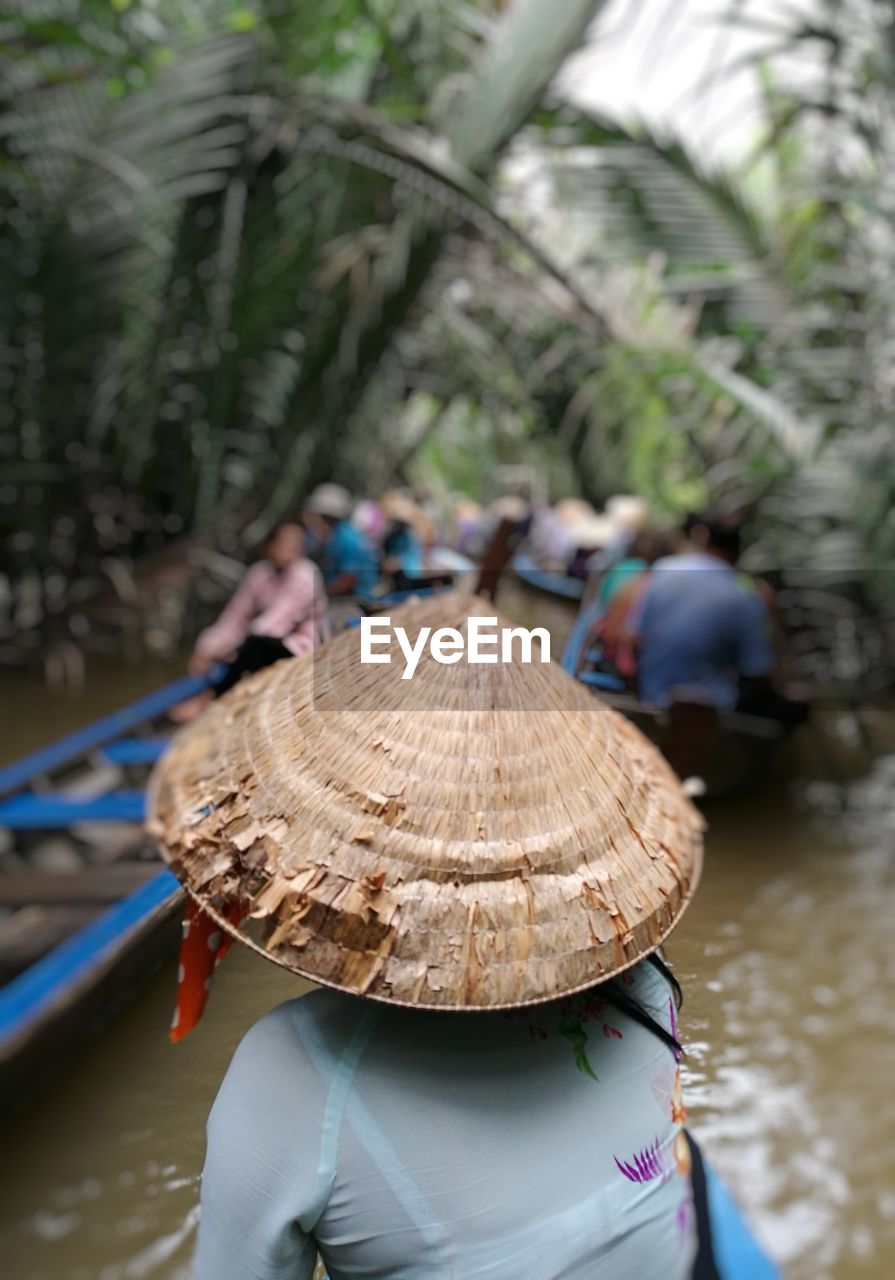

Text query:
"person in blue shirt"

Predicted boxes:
[[303, 484, 379, 597], [383, 519, 424, 572], [380, 493, 426, 579], [635, 513, 807, 725]]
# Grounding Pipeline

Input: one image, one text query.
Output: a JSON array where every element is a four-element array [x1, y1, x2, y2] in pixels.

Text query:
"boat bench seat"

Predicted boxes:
[[0, 790, 146, 830]]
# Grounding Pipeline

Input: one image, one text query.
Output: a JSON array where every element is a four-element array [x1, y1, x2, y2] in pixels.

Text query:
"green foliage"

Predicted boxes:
[[0, 0, 892, 678], [1, 1, 611, 625]]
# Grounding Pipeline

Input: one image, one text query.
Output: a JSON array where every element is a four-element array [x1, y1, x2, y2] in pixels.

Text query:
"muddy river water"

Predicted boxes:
[[2, 589, 894, 1280]]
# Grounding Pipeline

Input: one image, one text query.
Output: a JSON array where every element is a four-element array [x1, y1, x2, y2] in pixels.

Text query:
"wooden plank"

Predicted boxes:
[[0, 863, 161, 907]]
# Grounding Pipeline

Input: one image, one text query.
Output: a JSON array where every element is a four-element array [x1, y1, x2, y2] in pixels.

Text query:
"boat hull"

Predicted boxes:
[[0, 870, 182, 1118]]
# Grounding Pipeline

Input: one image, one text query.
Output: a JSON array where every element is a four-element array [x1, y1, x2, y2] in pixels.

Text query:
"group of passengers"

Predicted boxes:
[[184, 484, 807, 730]]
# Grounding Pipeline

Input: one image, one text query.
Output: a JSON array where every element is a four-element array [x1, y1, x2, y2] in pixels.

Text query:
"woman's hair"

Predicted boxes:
[[602, 954, 683, 1055], [684, 509, 743, 561], [255, 520, 302, 557], [262, 520, 296, 544]]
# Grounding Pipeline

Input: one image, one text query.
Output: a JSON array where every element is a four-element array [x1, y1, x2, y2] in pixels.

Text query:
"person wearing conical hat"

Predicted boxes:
[[379, 490, 427, 579], [149, 595, 708, 1280], [304, 484, 378, 598]]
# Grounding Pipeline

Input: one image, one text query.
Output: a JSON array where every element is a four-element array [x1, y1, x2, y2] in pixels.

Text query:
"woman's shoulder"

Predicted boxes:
[[233, 559, 270, 588], [226, 997, 312, 1074], [235, 989, 371, 1066], [281, 556, 320, 585], [213, 991, 362, 1127]]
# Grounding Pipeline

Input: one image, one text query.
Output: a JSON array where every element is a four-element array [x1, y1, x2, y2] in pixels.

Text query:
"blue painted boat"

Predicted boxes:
[[511, 549, 585, 601], [0, 670, 211, 801], [0, 869, 182, 1112], [0, 673, 219, 1111], [704, 1161, 780, 1278]]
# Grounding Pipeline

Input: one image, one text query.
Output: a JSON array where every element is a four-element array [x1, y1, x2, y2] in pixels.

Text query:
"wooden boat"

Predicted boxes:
[[511, 549, 585, 601], [0, 673, 215, 1112], [562, 602, 787, 798]]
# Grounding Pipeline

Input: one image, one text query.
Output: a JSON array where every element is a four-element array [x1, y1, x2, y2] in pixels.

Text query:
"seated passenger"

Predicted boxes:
[[188, 522, 328, 700], [383, 518, 423, 574], [634, 513, 807, 724], [304, 484, 379, 598], [597, 530, 669, 613], [380, 492, 426, 579], [596, 532, 670, 680]]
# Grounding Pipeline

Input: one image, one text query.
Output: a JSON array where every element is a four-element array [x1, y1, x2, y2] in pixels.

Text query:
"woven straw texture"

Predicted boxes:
[[148, 594, 704, 1009]]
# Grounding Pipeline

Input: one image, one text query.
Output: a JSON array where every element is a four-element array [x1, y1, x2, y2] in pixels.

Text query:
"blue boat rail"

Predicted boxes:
[[562, 598, 629, 692], [0, 666, 229, 833], [0, 669, 221, 801], [0, 868, 181, 1052], [0, 672, 201, 1080], [704, 1162, 780, 1279]]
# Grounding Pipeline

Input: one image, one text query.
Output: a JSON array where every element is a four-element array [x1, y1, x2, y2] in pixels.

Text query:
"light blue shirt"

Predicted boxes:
[[196, 963, 695, 1280], [636, 553, 774, 712]]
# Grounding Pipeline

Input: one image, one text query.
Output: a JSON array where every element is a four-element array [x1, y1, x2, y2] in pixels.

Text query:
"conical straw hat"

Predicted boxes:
[[148, 594, 703, 1010]]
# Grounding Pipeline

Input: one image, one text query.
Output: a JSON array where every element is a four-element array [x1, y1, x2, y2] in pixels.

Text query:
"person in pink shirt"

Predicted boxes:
[[189, 522, 329, 699]]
